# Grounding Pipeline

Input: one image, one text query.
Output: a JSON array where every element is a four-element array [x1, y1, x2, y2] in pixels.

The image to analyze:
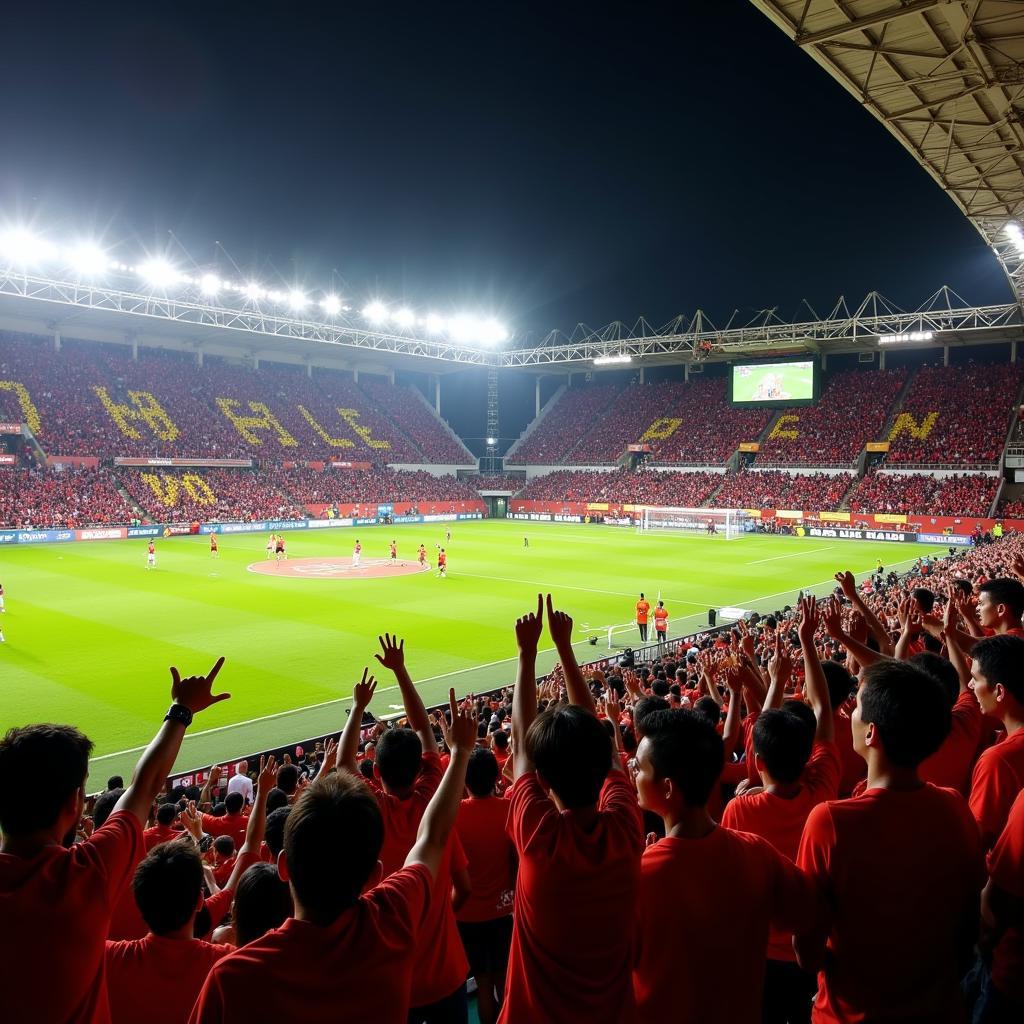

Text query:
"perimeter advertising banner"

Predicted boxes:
[[804, 526, 914, 543], [0, 454, 15, 465]]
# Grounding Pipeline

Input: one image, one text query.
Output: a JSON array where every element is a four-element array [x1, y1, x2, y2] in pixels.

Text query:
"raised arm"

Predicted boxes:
[[942, 592, 972, 694], [375, 635, 438, 756], [512, 595, 544, 779], [198, 765, 222, 811], [546, 594, 596, 713], [115, 657, 230, 825], [722, 668, 744, 759], [338, 668, 377, 774], [835, 571, 894, 657], [406, 689, 476, 881], [224, 755, 278, 891], [821, 600, 885, 670], [798, 595, 834, 742], [763, 635, 791, 711]]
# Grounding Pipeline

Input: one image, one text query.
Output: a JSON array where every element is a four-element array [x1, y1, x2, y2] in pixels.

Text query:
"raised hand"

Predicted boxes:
[[605, 687, 622, 723], [834, 571, 858, 601], [320, 736, 337, 774], [353, 667, 377, 708], [821, 597, 844, 639], [797, 594, 819, 645], [257, 754, 278, 794], [545, 593, 574, 649], [180, 800, 202, 841], [170, 656, 230, 714], [623, 668, 643, 699], [447, 687, 478, 752], [374, 634, 405, 673], [767, 635, 793, 692], [515, 594, 545, 654]]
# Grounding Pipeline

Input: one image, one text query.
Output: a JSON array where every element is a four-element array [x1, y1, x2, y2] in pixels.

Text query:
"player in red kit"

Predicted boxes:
[[210, 534, 219, 558], [146, 541, 156, 570], [275, 536, 286, 562], [390, 540, 398, 565], [437, 548, 447, 578], [418, 544, 427, 567]]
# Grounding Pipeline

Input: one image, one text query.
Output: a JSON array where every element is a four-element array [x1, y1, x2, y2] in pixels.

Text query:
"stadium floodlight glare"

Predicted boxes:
[[424, 312, 446, 334], [65, 242, 108, 277], [363, 300, 389, 323], [486, 436, 497, 446], [1006, 221, 1024, 254], [448, 313, 480, 343], [138, 257, 181, 289], [478, 318, 508, 346], [321, 294, 342, 316], [593, 354, 632, 365], [877, 330, 935, 344], [394, 307, 416, 328], [199, 273, 221, 296], [243, 281, 265, 301], [288, 289, 307, 311], [0, 229, 57, 266]]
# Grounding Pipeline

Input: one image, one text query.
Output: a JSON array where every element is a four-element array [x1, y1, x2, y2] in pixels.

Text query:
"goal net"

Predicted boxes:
[[637, 506, 750, 540]]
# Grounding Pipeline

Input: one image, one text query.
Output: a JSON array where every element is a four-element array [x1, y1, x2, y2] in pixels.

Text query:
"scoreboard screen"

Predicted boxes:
[[729, 360, 818, 407]]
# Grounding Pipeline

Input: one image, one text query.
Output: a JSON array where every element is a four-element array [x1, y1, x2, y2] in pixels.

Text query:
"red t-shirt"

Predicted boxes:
[[742, 711, 760, 786], [188, 864, 432, 1024], [455, 796, 516, 923], [635, 600, 650, 624], [633, 829, 817, 1023], [988, 787, 1024, 1003], [368, 752, 444, 879], [797, 785, 984, 1023], [106, 934, 233, 1024], [0, 810, 143, 1024], [969, 727, 1024, 848], [200, 812, 249, 852], [721, 741, 841, 961], [920, 690, 982, 795], [499, 770, 643, 1024], [142, 823, 180, 852], [653, 608, 668, 631], [831, 710, 866, 797]]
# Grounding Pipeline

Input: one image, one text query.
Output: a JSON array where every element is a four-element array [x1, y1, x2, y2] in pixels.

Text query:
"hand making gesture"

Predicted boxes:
[[374, 634, 405, 673], [170, 655, 230, 714], [516, 593, 544, 655]]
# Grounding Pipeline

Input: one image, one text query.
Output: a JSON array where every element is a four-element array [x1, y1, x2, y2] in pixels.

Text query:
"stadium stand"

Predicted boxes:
[[463, 474, 527, 492], [275, 465, 481, 508], [849, 470, 1000, 517], [712, 469, 855, 511], [884, 362, 1022, 467], [757, 368, 907, 466], [517, 467, 723, 507], [506, 384, 619, 464], [0, 466, 136, 528]]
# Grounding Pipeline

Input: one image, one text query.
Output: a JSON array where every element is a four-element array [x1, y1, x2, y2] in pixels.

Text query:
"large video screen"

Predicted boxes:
[[729, 360, 818, 407]]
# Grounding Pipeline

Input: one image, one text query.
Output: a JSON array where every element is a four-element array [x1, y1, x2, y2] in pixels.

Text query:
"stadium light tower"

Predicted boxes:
[[362, 300, 388, 323], [65, 242, 108, 278], [138, 257, 181, 288], [0, 229, 57, 266]]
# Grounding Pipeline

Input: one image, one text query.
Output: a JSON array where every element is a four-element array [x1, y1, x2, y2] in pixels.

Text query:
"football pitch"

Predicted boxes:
[[0, 521, 947, 785]]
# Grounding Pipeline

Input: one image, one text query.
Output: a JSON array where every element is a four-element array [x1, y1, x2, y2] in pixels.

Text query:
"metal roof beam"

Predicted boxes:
[[797, 1, 945, 46]]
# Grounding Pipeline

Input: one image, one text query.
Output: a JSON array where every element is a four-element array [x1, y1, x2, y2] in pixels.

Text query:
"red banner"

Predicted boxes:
[[328, 461, 372, 471], [0, 454, 15, 466], [0, 422, 21, 434], [113, 457, 253, 468], [48, 456, 99, 469]]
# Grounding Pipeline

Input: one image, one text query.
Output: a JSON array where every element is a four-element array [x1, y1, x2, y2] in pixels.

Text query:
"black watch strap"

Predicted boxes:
[[165, 704, 194, 727]]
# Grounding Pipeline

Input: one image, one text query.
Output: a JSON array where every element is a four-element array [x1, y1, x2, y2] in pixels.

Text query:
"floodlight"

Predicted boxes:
[[66, 242, 108, 277], [424, 312, 446, 334], [1006, 222, 1024, 254], [138, 258, 181, 288], [486, 436, 497, 446], [288, 289, 307, 311], [447, 313, 478, 343], [394, 307, 415, 328], [479, 318, 508, 346], [0, 229, 57, 266], [199, 273, 221, 295], [321, 295, 342, 316], [593, 354, 632, 365], [363, 300, 388, 323], [243, 281, 265, 300]]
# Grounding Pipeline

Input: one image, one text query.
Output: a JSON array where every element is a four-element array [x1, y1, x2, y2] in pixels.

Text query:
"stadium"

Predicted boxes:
[[3, 3, 1024, 1024]]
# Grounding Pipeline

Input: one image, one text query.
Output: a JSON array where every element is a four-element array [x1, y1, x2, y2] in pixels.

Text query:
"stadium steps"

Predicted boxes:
[[997, 481, 1024, 516], [504, 383, 566, 461], [875, 365, 918, 444], [837, 473, 864, 511], [406, 384, 476, 462], [702, 476, 729, 507], [558, 404, 620, 464], [113, 476, 148, 520]]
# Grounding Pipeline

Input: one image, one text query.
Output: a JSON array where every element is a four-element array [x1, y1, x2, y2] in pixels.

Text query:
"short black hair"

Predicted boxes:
[[213, 835, 235, 857], [972, 634, 1024, 703], [376, 728, 423, 790], [266, 788, 289, 814], [651, 680, 670, 698], [859, 661, 951, 769], [0, 724, 93, 836], [106, 775, 124, 790], [526, 705, 611, 809], [155, 802, 178, 826], [753, 709, 813, 784], [276, 764, 299, 795], [821, 660, 855, 710], [909, 652, 960, 708], [980, 578, 1024, 619], [92, 788, 123, 829], [911, 588, 935, 614], [133, 838, 204, 935], [234, 863, 293, 946], [692, 697, 721, 726], [465, 747, 499, 798], [491, 730, 508, 750], [224, 791, 245, 815], [644, 710, 724, 807], [358, 759, 375, 781], [634, 696, 671, 739], [264, 806, 291, 857], [283, 772, 384, 924]]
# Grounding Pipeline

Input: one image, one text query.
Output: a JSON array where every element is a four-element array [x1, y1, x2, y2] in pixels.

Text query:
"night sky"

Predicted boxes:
[[0, 1, 1012, 445]]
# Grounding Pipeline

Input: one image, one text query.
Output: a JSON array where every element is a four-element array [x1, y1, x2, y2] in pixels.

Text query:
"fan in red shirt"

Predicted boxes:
[[189, 688, 480, 1024], [200, 791, 250, 851], [966, 634, 1024, 848], [455, 747, 516, 1024], [143, 802, 182, 851], [0, 655, 230, 1024], [949, 577, 1024, 651], [634, 708, 819, 1024], [722, 594, 840, 1021], [795, 660, 985, 1023], [500, 595, 644, 1024]]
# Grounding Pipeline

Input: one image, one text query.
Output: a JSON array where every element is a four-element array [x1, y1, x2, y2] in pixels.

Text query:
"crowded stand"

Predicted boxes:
[[462, 474, 527, 492], [885, 361, 1022, 466], [713, 469, 854, 511], [5, 533, 1024, 1022], [849, 470, 1000, 517], [758, 368, 907, 466], [517, 466, 723, 507], [0, 465, 135, 528], [505, 384, 619, 464], [275, 465, 481, 508]]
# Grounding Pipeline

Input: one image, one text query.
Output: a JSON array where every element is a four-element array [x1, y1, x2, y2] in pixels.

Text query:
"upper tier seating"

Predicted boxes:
[[848, 470, 999, 517], [276, 465, 482, 507], [0, 467, 135, 528], [507, 385, 619, 464], [517, 467, 723, 507], [712, 470, 854, 511]]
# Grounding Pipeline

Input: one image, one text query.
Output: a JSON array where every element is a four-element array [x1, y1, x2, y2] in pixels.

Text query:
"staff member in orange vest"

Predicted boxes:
[[654, 600, 669, 645], [636, 593, 651, 642]]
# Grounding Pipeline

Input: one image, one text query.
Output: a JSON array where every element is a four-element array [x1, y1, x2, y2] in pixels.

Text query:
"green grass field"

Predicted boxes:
[[0, 520, 946, 785]]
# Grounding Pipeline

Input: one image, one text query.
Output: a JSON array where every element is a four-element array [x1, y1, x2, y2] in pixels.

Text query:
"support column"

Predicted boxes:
[[639, 365, 646, 384], [434, 374, 441, 415], [306, 362, 313, 379], [943, 345, 950, 366], [567, 372, 572, 388], [879, 349, 886, 370], [131, 340, 139, 361], [252, 355, 260, 370], [821, 352, 828, 371], [535, 376, 541, 417], [196, 350, 204, 368], [1012, 341, 1018, 363], [353, 367, 359, 383], [388, 369, 395, 385], [53, 329, 61, 352], [684, 363, 690, 382]]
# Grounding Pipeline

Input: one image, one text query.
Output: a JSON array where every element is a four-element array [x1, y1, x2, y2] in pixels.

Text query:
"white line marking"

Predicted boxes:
[[454, 571, 707, 607], [749, 545, 836, 565]]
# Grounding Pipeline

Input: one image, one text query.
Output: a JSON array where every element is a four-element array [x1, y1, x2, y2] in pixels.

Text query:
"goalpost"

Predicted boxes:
[[637, 506, 751, 540]]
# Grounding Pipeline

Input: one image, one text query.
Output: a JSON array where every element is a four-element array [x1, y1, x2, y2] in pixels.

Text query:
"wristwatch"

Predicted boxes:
[[165, 704, 194, 727]]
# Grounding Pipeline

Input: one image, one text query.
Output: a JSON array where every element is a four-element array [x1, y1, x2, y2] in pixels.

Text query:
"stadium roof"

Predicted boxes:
[[748, 0, 1024, 305]]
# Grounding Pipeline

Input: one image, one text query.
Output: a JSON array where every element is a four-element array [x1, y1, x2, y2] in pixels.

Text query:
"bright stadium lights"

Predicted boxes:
[[486, 436, 497, 446], [1006, 221, 1024, 254], [65, 242, 108, 277], [447, 313, 479, 343], [288, 289, 307, 311], [138, 257, 181, 289], [424, 312, 446, 334], [877, 331, 935, 344], [0, 228, 57, 266], [593, 354, 632, 365], [394, 307, 416, 328], [363, 300, 389, 323], [199, 273, 221, 296], [321, 294, 342, 316], [479, 317, 508, 346], [243, 281, 266, 301]]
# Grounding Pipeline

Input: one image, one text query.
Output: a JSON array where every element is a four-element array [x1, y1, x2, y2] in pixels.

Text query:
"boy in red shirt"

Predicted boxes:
[[143, 802, 182, 851], [0, 656, 230, 1024], [795, 660, 985, 1023], [634, 708, 818, 1023], [950, 577, 1024, 650], [967, 634, 1024, 848], [455, 747, 516, 1024], [722, 595, 839, 1023], [190, 689, 479, 1024], [500, 594, 644, 1024]]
